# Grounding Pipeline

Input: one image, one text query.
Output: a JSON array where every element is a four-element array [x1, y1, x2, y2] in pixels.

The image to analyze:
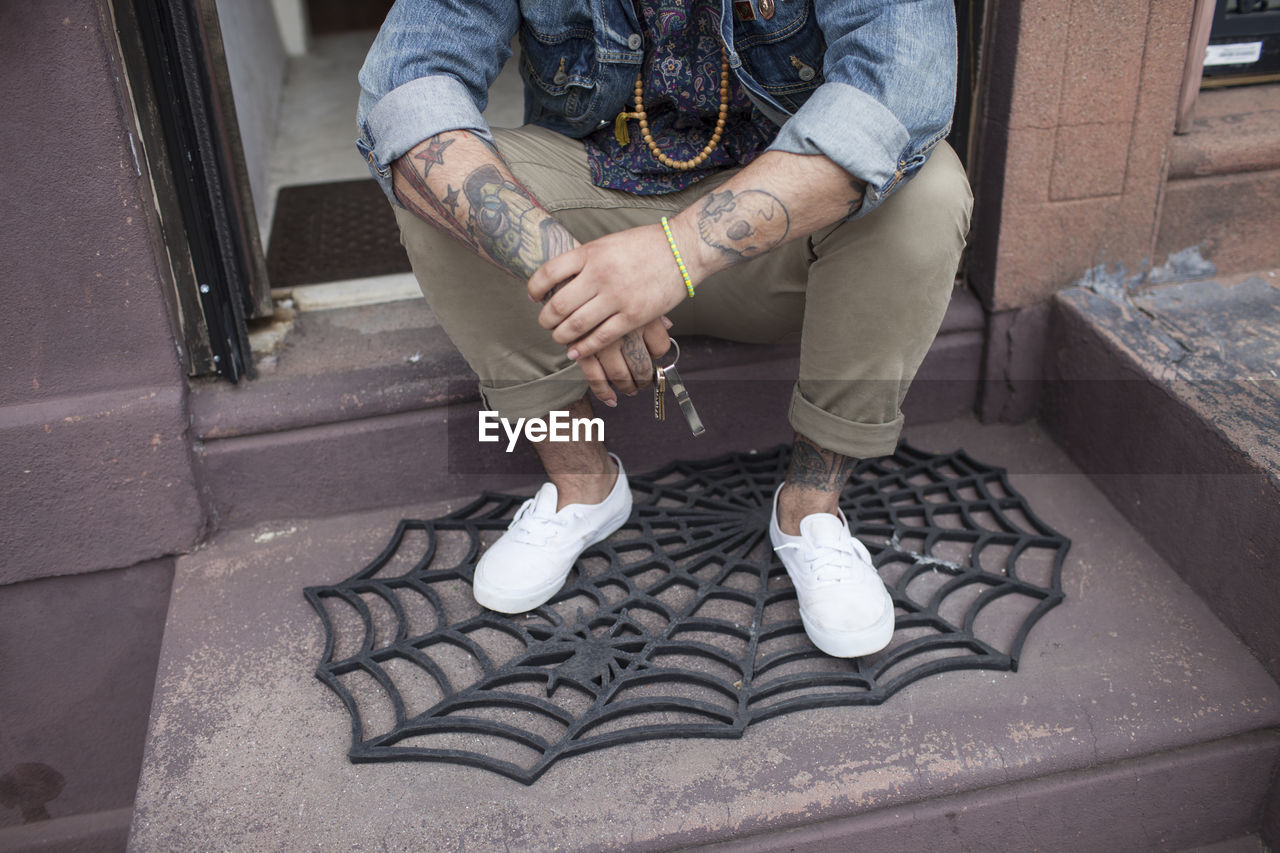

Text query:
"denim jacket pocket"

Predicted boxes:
[[734, 2, 826, 112], [520, 29, 601, 125]]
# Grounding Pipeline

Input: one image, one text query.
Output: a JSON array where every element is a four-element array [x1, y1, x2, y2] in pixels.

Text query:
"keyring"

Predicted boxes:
[[651, 336, 705, 436], [655, 337, 680, 371]]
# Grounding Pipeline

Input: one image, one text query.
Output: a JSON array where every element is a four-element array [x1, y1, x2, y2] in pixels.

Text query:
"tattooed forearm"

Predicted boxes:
[[393, 131, 580, 280], [845, 177, 865, 219], [463, 164, 561, 278], [787, 434, 857, 492], [696, 188, 790, 260], [541, 218, 577, 259], [442, 185, 461, 216], [392, 157, 477, 250], [414, 136, 454, 177]]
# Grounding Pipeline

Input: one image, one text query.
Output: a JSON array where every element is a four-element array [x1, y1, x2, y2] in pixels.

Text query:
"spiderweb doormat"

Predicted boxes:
[[304, 444, 1069, 784], [266, 179, 409, 288]]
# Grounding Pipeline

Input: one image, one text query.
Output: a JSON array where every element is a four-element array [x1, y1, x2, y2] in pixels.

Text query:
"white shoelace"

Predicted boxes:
[[776, 539, 860, 584], [507, 500, 584, 547]]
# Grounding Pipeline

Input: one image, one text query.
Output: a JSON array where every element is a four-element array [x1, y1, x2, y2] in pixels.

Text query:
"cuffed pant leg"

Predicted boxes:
[[395, 202, 589, 416], [788, 142, 973, 459]]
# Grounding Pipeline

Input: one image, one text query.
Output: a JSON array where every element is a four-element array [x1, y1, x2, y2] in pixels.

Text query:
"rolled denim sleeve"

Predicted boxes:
[[767, 0, 957, 219], [355, 0, 519, 202]]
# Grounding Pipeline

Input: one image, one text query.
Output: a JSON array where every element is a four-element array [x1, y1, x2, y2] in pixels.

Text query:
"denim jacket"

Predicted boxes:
[[356, 0, 956, 219]]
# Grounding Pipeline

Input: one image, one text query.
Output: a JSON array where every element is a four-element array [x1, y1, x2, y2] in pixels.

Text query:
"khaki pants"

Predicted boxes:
[[395, 125, 973, 460]]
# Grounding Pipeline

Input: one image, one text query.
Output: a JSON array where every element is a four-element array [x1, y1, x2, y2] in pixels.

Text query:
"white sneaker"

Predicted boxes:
[[472, 453, 632, 613], [768, 484, 895, 658]]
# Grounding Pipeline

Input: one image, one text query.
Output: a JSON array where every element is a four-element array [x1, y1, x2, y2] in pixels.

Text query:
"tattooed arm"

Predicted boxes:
[[528, 151, 864, 360], [393, 132, 669, 405], [392, 132, 577, 279]]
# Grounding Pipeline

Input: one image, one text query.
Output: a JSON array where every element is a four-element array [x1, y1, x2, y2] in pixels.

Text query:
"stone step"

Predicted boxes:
[[128, 417, 1280, 851], [0, 806, 132, 853], [1044, 271, 1280, 688], [1159, 86, 1280, 277], [190, 286, 985, 527], [1176, 837, 1268, 853]]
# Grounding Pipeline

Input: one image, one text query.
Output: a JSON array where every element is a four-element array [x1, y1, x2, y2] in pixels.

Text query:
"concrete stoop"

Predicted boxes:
[[1180, 838, 1269, 853], [128, 418, 1280, 852], [0, 807, 133, 853], [1044, 273, 1280, 685]]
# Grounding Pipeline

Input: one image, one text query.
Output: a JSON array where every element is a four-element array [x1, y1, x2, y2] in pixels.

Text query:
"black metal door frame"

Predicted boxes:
[[112, 0, 266, 382]]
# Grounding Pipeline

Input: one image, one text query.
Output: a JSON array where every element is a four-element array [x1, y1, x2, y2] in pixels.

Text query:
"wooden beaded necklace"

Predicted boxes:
[[614, 43, 731, 172]]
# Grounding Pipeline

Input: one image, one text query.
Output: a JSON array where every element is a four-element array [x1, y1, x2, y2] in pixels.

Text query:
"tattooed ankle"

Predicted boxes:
[[786, 434, 856, 492]]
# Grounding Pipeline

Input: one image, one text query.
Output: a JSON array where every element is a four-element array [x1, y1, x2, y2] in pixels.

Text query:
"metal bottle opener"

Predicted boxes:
[[653, 338, 705, 436]]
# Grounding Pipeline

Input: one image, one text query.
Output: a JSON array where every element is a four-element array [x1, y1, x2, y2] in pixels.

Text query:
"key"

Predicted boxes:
[[653, 367, 667, 421], [661, 363, 705, 436]]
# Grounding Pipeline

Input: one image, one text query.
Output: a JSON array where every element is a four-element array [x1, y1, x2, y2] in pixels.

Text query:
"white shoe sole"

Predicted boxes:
[[473, 570, 571, 614], [798, 593, 895, 658], [472, 502, 632, 614]]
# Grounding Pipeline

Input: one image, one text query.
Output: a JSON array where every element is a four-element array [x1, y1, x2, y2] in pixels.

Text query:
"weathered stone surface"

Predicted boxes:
[[0, 387, 204, 584], [0, 2, 184, 408], [969, 0, 1197, 311], [1267, 788, 1280, 853], [129, 418, 1280, 851], [190, 300, 469, 440], [993, 126, 1057, 207], [0, 806, 132, 853], [700, 735, 1279, 852], [902, 331, 984, 424], [1049, 122, 1131, 202], [1171, 85, 1280, 180], [1002, 3, 1070, 129], [1156, 172, 1280, 278], [1044, 279, 1280, 680], [0, 2, 205, 581], [0, 561, 172, 831], [979, 303, 1049, 424], [1056, 0, 1148, 128], [1179, 836, 1270, 853]]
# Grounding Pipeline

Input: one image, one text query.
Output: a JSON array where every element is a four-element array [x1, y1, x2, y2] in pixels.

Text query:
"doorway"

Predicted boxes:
[[117, 0, 987, 380]]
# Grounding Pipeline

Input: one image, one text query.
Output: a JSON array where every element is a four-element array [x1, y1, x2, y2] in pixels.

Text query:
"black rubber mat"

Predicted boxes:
[[304, 444, 1069, 783], [266, 179, 410, 288]]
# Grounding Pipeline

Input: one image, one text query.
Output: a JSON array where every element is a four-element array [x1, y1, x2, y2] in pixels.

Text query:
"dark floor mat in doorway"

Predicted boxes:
[[266, 179, 410, 288], [304, 443, 1070, 784]]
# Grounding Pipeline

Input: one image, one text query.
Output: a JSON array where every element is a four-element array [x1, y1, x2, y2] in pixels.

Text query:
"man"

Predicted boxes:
[[356, 0, 972, 657]]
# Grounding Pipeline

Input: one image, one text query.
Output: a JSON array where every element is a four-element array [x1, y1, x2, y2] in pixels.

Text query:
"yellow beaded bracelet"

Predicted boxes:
[[660, 216, 695, 299]]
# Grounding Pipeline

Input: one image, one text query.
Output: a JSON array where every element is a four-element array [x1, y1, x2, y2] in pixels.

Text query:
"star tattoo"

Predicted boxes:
[[442, 185, 460, 215], [414, 136, 454, 177]]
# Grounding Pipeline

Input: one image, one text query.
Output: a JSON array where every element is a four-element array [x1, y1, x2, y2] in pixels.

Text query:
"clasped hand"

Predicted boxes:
[[527, 223, 692, 406]]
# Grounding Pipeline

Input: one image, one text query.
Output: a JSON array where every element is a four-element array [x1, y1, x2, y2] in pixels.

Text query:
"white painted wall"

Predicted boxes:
[[271, 0, 309, 57], [215, 0, 287, 243]]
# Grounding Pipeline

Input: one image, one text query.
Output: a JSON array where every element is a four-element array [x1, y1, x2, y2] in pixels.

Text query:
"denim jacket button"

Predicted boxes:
[[798, 65, 815, 81], [553, 70, 569, 84], [627, 33, 643, 50]]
